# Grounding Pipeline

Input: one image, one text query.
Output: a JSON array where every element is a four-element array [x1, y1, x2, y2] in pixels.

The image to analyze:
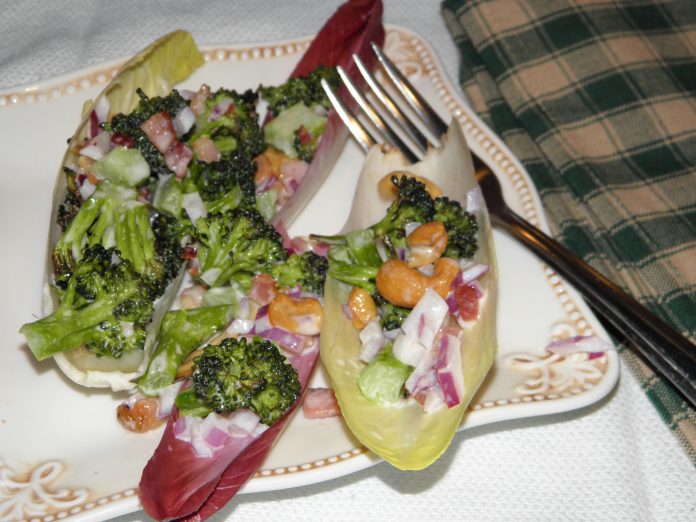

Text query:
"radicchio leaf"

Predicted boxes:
[[270, 0, 385, 226], [139, 1, 384, 519]]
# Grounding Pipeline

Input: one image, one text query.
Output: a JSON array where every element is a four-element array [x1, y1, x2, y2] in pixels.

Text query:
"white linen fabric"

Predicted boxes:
[[2, 1, 695, 521]]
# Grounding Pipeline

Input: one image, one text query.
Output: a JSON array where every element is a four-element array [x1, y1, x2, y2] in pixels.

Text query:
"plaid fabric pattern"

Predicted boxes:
[[441, 0, 696, 464]]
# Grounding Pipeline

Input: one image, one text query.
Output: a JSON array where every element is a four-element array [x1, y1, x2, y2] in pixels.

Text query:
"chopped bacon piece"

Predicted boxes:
[[302, 388, 341, 419], [192, 136, 221, 163], [249, 273, 278, 307], [454, 283, 479, 321], [297, 125, 312, 145], [111, 131, 136, 149], [164, 142, 193, 179], [141, 112, 177, 154], [278, 159, 309, 190], [181, 244, 197, 260], [190, 84, 211, 116], [117, 397, 165, 433]]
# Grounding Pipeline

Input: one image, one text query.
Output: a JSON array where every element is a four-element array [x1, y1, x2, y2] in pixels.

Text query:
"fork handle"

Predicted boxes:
[[493, 206, 696, 407]]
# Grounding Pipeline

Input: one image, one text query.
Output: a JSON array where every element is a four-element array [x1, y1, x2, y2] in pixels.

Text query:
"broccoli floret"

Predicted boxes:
[[433, 196, 479, 260], [259, 65, 339, 115], [20, 245, 154, 360], [103, 88, 188, 178], [177, 337, 300, 425], [271, 251, 328, 296], [374, 294, 410, 330], [188, 153, 256, 209], [187, 88, 265, 160], [57, 168, 82, 231], [51, 190, 178, 298], [150, 212, 187, 293], [194, 207, 288, 289], [371, 175, 436, 255]]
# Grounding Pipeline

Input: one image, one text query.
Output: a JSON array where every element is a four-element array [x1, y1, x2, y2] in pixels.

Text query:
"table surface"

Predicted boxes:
[[2, 1, 695, 521]]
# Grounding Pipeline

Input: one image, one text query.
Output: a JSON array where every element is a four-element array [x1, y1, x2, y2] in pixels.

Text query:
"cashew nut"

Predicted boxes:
[[376, 257, 460, 308], [406, 221, 448, 268], [348, 286, 378, 330], [268, 293, 323, 336]]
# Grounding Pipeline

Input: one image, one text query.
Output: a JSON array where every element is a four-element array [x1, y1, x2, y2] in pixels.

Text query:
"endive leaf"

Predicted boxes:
[[320, 121, 498, 470], [44, 31, 204, 390]]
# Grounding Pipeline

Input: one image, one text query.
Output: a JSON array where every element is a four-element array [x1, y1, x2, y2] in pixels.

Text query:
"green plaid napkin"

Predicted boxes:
[[441, 0, 696, 464]]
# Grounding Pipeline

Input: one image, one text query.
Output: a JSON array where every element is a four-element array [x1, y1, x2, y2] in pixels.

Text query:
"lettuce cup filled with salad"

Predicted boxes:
[[317, 121, 498, 470]]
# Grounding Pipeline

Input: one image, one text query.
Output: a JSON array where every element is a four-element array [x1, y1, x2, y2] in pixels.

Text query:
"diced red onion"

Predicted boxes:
[[80, 131, 113, 160], [210, 99, 233, 121], [546, 335, 614, 356], [93, 95, 110, 125], [423, 386, 445, 413], [445, 293, 458, 314], [173, 416, 189, 437], [401, 288, 449, 349], [392, 333, 426, 367], [257, 327, 305, 354], [279, 160, 309, 192], [178, 89, 196, 100], [311, 241, 330, 257], [254, 305, 272, 333], [458, 261, 489, 284], [164, 142, 193, 179], [89, 110, 100, 139], [359, 319, 385, 363], [204, 426, 229, 448], [227, 318, 254, 335], [79, 179, 97, 200], [435, 334, 465, 408], [228, 409, 261, 434], [182, 191, 207, 224], [405, 348, 437, 394], [173, 106, 196, 137]]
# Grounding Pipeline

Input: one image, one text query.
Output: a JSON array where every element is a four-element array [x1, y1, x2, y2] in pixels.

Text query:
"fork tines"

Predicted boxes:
[[321, 42, 448, 163]]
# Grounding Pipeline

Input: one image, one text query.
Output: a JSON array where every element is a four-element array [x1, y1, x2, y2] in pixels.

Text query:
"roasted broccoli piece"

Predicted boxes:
[[271, 251, 328, 296], [374, 294, 410, 331], [194, 207, 288, 289], [433, 196, 478, 260], [20, 245, 154, 360], [371, 175, 436, 255], [186, 88, 265, 160], [52, 187, 182, 299], [188, 153, 257, 210], [259, 65, 339, 115], [176, 337, 301, 425], [57, 169, 82, 231], [102, 88, 188, 178]]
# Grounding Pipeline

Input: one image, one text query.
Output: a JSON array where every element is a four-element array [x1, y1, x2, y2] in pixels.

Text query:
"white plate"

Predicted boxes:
[[0, 27, 619, 522]]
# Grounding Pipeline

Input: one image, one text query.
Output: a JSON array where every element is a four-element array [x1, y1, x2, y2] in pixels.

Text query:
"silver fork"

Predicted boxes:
[[321, 43, 696, 408]]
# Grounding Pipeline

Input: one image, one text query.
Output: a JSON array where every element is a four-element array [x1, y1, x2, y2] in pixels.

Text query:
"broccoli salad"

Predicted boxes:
[[318, 174, 490, 411], [21, 67, 337, 443]]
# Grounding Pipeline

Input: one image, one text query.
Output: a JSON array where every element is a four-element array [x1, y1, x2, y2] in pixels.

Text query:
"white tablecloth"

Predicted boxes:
[[2, 1, 695, 520]]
